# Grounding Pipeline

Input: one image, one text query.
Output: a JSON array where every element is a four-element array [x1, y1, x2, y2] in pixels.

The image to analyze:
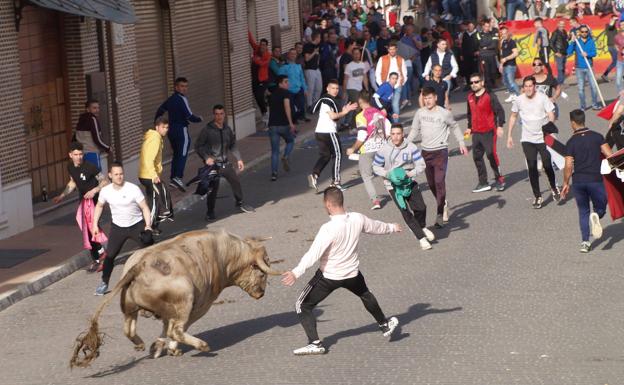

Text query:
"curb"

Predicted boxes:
[[0, 128, 317, 313]]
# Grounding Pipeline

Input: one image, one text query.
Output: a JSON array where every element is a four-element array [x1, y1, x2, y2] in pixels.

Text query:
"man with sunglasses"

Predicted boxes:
[[566, 26, 601, 111], [466, 73, 506, 193]]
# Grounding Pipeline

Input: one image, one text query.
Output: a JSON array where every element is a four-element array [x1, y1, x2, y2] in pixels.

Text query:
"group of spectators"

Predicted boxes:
[[488, 0, 624, 21]]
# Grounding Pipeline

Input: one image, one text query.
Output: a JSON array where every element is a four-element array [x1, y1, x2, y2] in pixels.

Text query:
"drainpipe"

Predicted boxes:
[[105, 21, 123, 161]]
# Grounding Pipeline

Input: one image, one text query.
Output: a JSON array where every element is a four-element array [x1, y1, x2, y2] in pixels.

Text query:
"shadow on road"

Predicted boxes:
[[322, 303, 462, 349], [434, 195, 506, 239], [590, 220, 624, 250], [87, 355, 151, 378]]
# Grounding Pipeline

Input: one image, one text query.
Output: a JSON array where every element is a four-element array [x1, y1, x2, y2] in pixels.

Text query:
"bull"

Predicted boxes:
[[70, 229, 282, 368]]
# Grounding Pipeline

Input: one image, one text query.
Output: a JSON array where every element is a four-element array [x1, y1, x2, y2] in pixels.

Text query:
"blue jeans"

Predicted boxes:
[[604, 46, 618, 76], [576, 68, 599, 109], [616, 61, 624, 92], [506, 0, 527, 20], [572, 181, 607, 242], [502, 65, 519, 95], [392, 85, 402, 122], [400, 67, 414, 102], [555, 55, 566, 85], [289, 89, 306, 122], [269, 125, 295, 174]]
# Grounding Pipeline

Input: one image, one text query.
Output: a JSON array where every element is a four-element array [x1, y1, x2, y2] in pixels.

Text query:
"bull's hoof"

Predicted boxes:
[[167, 348, 183, 357], [134, 343, 145, 351], [150, 340, 166, 359], [198, 342, 210, 352], [139, 309, 154, 318]]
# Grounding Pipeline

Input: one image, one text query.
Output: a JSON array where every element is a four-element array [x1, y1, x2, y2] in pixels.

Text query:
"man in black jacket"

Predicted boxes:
[[195, 105, 255, 221], [476, 19, 499, 89], [460, 21, 479, 89], [550, 20, 569, 85]]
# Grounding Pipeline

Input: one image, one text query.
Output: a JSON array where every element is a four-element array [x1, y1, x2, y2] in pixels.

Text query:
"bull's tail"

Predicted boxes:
[[69, 262, 144, 369]]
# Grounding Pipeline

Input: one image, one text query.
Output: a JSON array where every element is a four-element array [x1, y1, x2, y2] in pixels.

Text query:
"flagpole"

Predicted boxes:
[[572, 33, 606, 107]]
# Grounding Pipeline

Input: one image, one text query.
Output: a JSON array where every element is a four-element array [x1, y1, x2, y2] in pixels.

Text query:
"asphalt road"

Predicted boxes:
[[0, 80, 622, 385]]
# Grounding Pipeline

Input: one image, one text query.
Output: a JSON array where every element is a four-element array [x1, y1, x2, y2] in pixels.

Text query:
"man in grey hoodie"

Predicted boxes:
[[373, 123, 435, 250], [408, 87, 467, 228]]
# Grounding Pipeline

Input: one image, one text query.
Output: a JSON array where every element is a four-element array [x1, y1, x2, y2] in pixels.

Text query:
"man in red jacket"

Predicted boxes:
[[249, 31, 272, 122], [465, 73, 506, 192]]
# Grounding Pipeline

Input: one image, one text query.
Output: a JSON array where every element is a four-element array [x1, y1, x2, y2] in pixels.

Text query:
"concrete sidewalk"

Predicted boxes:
[[0, 120, 319, 311]]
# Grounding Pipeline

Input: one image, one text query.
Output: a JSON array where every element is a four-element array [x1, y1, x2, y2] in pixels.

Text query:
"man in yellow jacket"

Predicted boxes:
[[138, 117, 172, 234]]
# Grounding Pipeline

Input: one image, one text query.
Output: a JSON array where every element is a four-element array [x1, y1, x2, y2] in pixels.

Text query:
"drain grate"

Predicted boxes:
[[0, 249, 49, 269]]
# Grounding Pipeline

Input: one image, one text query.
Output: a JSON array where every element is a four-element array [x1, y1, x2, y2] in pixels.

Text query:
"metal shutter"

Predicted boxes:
[[134, 0, 168, 131], [173, 0, 224, 125]]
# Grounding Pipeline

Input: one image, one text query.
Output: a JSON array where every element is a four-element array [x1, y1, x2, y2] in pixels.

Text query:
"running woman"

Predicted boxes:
[[408, 87, 467, 228], [308, 79, 358, 192], [92, 162, 153, 295], [507, 76, 560, 209], [466, 73, 506, 192], [281, 187, 401, 355]]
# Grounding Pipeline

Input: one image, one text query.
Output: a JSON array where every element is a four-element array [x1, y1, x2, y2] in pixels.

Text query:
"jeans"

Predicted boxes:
[[572, 181, 607, 242], [616, 61, 624, 92], [506, 0, 527, 20], [392, 85, 402, 121], [269, 125, 295, 174], [604, 46, 618, 76], [521, 142, 557, 198], [554, 55, 566, 85], [400, 66, 414, 102], [289, 89, 306, 122], [502, 65, 520, 95], [576, 68, 599, 109]]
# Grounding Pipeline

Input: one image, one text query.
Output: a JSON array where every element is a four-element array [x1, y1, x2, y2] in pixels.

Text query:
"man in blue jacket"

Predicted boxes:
[[567, 27, 601, 111], [279, 48, 309, 123], [155, 77, 203, 191]]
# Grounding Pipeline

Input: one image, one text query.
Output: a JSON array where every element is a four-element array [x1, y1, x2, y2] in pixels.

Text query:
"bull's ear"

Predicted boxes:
[[245, 236, 272, 243]]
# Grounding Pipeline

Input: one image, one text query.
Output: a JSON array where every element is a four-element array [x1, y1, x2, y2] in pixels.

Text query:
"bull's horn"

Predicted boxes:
[[256, 236, 272, 242], [256, 256, 283, 276]]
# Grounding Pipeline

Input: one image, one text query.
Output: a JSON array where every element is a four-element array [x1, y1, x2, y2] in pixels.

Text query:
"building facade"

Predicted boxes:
[[0, 0, 301, 239]]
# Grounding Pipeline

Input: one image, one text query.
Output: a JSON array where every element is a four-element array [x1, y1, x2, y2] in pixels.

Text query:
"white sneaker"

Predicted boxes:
[[422, 227, 435, 242], [380, 316, 399, 337], [419, 238, 432, 250], [561, 91, 568, 99], [442, 200, 449, 223], [504, 95, 517, 103], [590, 212, 603, 239], [293, 342, 326, 355]]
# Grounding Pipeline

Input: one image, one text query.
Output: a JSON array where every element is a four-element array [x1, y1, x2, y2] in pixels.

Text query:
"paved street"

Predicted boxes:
[[0, 83, 623, 385]]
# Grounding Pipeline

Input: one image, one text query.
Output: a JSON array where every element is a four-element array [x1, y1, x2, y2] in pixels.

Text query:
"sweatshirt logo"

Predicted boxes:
[[80, 173, 86, 181]]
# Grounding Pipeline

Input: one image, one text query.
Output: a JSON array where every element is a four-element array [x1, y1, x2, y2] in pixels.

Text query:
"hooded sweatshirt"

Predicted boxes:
[[138, 129, 164, 180]]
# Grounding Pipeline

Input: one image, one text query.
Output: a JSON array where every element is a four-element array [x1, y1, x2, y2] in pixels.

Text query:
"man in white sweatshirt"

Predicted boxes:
[[282, 187, 401, 355]]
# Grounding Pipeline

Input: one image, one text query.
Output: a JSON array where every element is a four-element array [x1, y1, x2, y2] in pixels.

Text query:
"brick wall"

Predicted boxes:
[[0, 3, 29, 185]]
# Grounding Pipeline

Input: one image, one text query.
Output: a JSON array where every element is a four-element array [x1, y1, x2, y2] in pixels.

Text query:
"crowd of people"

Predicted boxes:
[[55, 0, 623, 356]]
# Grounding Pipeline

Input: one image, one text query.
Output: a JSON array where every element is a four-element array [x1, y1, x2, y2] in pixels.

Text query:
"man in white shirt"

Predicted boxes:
[[308, 79, 358, 192], [507, 76, 559, 209], [92, 162, 153, 295], [282, 187, 401, 355], [338, 12, 352, 38], [422, 39, 459, 94]]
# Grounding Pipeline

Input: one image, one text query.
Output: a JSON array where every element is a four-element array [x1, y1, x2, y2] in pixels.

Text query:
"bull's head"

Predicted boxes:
[[237, 237, 283, 299]]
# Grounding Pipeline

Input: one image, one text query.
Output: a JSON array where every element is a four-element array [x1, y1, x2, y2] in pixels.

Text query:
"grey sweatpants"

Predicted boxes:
[[358, 151, 379, 201]]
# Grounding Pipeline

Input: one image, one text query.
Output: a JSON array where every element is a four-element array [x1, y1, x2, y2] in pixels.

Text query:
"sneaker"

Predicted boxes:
[[496, 177, 506, 191], [238, 203, 255, 213], [293, 341, 326, 355], [271, 173, 278, 182], [371, 199, 382, 210], [434, 214, 445, 229], [169, 177, 186, 192], [580, 241, 591, 253], [551, 187, 561, 203], [281, 157, 290, 172], [504, 95, 517, 103], [380, 316, 399, 337], [307, 174, 318, 191], [442, 200, 449, 223], [419, 237, 432, 250], [94, 282, 108, 296], [205, 212, 216, 221], [592, 105, 602, 111], [532, 196, 543, 209], [422, 227, 435, 242], [590, 212, 603, 239], [472, 183, 492, 193], [601, 74, 609, 83], [329, 183, 347, 191]]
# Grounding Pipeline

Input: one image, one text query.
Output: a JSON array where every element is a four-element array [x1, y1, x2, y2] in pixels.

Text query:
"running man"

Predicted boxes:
[[281, 187, 401, 355], [408, 87, 467, 227], [308, 79, 358, 192], [507, 76, 560, 209], [92, 162, 153, 295], [53, 142, 108, 272], [466, 73, 506, 192]]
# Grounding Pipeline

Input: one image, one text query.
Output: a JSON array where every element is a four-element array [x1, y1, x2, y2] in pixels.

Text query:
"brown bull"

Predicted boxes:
[[70, 229, 281, 368]]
